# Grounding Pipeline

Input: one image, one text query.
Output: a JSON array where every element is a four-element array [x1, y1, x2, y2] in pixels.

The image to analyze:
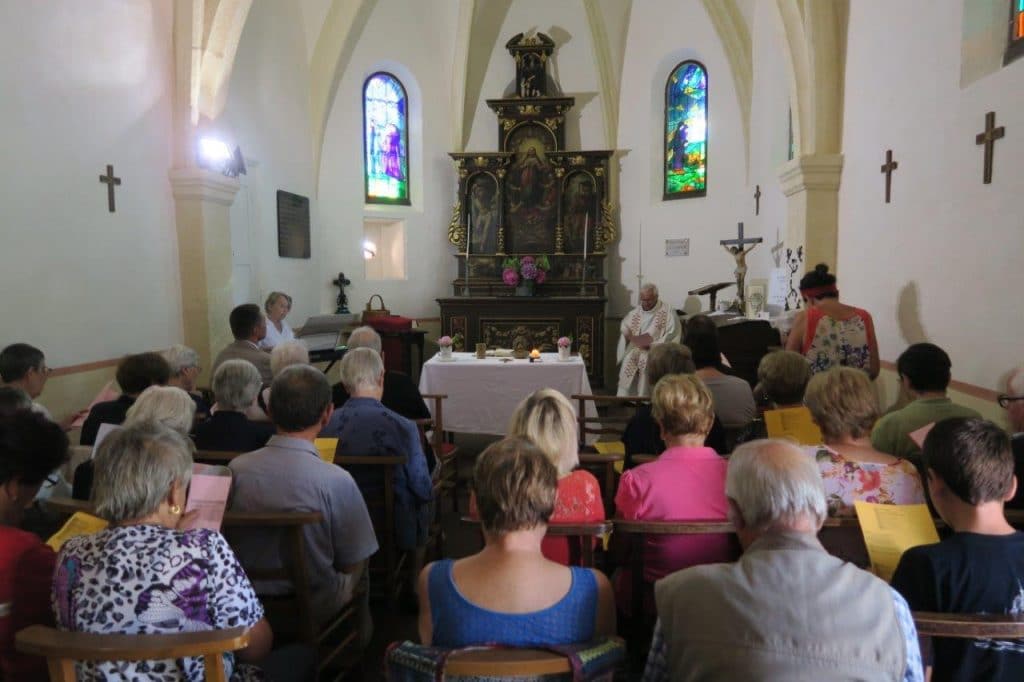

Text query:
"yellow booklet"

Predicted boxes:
[[854, 501, 940, 582], [593, 441, 625, 456], [314, 437, 339, 463], [47, 511, 109, 552], [763, 406, 823, 445]]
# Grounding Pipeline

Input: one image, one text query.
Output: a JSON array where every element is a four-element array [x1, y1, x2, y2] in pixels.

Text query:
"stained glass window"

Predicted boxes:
[[1007, 0, 1024, 64], [364, 72, 410, 205], [664, 61, 707, 200]]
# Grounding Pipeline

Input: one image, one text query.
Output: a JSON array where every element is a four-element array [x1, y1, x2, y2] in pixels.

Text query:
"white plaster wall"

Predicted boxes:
[[748, 0, 792, 273], [317, 0, 457, 319], [0, 0, 180, 366], [220, 0, 321, 325], [839, 0, 1024, 391], [615, 0, 771, 316], [464, 0, 606, 153]]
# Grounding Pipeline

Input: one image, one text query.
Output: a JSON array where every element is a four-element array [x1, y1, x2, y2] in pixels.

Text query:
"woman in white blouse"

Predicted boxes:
[[260, 291, 295, 350]]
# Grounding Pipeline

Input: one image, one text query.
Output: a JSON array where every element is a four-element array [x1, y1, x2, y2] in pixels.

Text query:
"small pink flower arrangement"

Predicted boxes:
[[502, 255, 551, 287], [438, 335, 453, 347], [557, 336, 571, 348]]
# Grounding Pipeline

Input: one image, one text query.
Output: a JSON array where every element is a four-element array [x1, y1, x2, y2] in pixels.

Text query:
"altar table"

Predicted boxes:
[[418, 352, 600, 439]]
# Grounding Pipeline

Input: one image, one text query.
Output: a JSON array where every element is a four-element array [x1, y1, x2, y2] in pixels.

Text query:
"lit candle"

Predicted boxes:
[[530, 348, 541, 359]]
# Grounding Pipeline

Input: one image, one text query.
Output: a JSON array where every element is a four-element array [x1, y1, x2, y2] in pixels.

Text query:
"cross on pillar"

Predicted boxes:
[[975, 111, 1005, 185], [880, 149, 898, 203], [754, 185, 761, 215], [98, 164, 122, 212]]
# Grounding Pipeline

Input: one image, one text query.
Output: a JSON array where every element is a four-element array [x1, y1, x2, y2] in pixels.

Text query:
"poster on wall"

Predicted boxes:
[[276, 190, 311, 259]]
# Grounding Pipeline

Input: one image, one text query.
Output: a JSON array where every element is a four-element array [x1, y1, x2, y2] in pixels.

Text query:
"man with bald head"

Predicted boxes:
[[617, 283, 681, 396], [642, 439, 923, 681], [1001, 367, 1024, 509], [332, 325, 430, 421]]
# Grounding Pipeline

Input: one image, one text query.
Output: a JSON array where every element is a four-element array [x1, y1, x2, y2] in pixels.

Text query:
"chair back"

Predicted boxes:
[[417, 392, 461, 515], [571, 394, 649, 448], [912, 612, 1024, 639], [461, 517, 611, 568], [193, 449, 243, 465], [334, 453, 408, 603], [15, 624, 249, 682], [578, 452, 624, 511]]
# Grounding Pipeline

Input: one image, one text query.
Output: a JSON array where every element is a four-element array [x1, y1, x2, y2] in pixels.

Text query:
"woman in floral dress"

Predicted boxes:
[[786, 263, 880, 379], [803, 367, 923, 516]]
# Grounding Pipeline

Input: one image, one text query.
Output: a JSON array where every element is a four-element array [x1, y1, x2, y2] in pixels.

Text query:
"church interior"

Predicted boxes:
[[2, 0, 1024, 679]]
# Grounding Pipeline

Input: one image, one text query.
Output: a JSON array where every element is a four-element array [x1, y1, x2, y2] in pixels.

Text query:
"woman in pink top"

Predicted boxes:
[[614, 374, 735, 611], [467, 389, 605, 565], [804, 367, 924, 516]]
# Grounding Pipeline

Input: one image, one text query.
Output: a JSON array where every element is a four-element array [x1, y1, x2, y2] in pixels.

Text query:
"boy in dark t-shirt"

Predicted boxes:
[[892, 417, 1024, 682]]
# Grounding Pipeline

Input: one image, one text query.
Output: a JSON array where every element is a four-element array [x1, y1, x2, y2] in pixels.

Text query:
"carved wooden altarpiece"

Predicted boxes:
[[438, 32, 615, 386]]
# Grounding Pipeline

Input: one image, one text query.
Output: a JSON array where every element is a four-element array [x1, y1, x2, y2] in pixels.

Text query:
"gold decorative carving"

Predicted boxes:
[[458, 168, 468, 178], [575, 316, 594, 370], [495, 169, 506, 178], [544, 118, 561, 131], [474, 156, 487, 167], [554, 224, 565, 254], [481, 320, 561, 352], [518, 105, 540, 115], [502, 119, 516, 131], [496, 225, 506, 255], [450, 317, 468, 352], [594, 167, 604, 177], [554, 167, 565, 178], [568, 155, 585, 166], [599, 199, 616, 250], [447, 199, 462, 246]]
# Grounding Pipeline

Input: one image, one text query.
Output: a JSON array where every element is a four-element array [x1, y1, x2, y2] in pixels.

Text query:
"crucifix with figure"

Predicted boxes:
[[720, 222, 762, 314], [880, 149, 898, 203], [975, 111, 1005, 184], [98, 164, 121, 212]]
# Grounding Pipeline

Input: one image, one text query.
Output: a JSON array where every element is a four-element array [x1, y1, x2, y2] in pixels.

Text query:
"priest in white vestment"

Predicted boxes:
[[616, 283, 681, 396]]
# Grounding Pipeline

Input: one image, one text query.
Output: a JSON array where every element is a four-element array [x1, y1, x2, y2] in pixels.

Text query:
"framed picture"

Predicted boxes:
[[746, 282, 767, 318]]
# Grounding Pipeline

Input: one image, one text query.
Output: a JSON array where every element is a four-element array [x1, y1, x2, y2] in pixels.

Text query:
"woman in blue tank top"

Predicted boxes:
[[418, 437, 615, 647]]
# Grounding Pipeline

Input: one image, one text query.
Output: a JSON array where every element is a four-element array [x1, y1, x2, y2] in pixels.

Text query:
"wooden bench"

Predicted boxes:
[[912, 611, 1024, 638], [460, 517, 613, 568]]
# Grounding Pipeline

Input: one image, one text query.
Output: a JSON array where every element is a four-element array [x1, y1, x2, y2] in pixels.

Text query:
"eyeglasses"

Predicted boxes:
[[998, 394, 1024, 408], [42, 474, 60, 488]]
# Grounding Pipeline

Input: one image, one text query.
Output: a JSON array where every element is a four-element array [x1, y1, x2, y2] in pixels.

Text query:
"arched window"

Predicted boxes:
[[1006, 0, 1024, 65], [664, 61, 707, 200], [364, 72, 410, 205]]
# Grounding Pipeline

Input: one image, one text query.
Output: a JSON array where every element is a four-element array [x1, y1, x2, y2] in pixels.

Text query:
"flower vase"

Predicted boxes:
[[515, 280, 535, 297], [558, 346, 571, 361], [439, 345, 453, 360]]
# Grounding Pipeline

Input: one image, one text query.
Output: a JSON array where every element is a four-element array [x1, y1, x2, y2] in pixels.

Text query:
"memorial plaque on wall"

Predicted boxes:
[[276, 190, 311, 259]]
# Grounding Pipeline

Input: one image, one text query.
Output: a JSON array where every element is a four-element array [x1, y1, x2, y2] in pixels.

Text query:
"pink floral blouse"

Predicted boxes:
[[810, 446, 925, 516]]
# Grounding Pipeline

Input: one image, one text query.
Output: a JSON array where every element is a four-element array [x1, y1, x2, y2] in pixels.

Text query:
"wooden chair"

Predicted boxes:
[[578, 452, 624, 510], [192, 449, 244, 465], [444, 648, 572, 677], [416, 392, 461, 512], [571, 394, 650, 448], [460, 517, 612, 568], [333, 453, 409, 605], [15, 624, 249, 682], [912, 611, 1024, 638], [43, 496, 94, 519], [631, 453, 658, 466], [222, 510, 363, 681]]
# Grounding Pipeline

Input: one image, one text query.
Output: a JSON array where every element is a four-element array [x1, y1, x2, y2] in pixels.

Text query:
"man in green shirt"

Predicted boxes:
[[871, 343, 980, 463]]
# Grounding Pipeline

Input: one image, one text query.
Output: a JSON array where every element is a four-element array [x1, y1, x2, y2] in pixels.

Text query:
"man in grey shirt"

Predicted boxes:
[[229, 365, 378, 628]]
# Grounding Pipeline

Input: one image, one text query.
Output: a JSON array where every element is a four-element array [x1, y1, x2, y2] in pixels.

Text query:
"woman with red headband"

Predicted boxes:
[[785, 264, 879, 379]]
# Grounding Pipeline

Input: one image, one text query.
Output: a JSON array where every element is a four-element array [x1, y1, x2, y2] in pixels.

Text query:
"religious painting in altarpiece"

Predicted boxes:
[[664, 60, 708, 200]]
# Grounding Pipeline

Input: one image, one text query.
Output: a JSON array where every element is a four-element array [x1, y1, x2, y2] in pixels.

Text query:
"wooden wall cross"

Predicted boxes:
[[975, 111, 1005, 184], [754, 185, 761, 215], [98, 164, 122, 212], [880, 149, 898, 203]]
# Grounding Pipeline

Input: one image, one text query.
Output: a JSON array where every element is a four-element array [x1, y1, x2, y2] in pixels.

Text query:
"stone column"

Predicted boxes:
[[778, 153, 844, 272], [169, 168, 240, 383]]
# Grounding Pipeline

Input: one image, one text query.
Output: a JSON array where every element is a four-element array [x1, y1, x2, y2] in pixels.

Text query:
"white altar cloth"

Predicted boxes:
[[418, 352, 599, 439]]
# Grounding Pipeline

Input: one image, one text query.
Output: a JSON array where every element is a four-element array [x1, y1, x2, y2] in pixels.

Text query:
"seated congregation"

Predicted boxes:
[[3, 295, 1024, 681]]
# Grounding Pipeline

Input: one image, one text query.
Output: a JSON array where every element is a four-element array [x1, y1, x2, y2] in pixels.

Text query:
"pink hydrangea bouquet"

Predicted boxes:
[[557, 336, 572, 348], [502, 255, 551, 288], [438, 335, 453, 347]]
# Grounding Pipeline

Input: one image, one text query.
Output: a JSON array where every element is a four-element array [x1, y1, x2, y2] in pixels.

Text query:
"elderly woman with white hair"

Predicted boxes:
[[193, 359, 274, 452], [320, 347, 434, 597], [72, 385, 199, 500], [53, 422, 277, 680], [642, 439, 923, 681], [255, 340, 311, 415], [163, 344, 210, 419]]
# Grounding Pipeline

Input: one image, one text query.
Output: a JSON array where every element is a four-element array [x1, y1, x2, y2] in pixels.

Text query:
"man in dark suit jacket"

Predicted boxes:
[[212, 304, 273, 385], [332, 326, 429, 421], [1003, 367, 1024, 510], [80, 353, 170, 446]]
